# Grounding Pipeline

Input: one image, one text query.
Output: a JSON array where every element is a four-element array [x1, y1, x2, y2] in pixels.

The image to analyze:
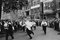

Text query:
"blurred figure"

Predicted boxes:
[[31, 21, 36, 30], [49, 21, 54, 28], [54, 19, 59, 31], [0, 22, 2, 33], [19, 20, 23, 30], [41, 19, 48, 34], [4, 21, 14, 40], [22, 21, 26, 32], [25, 20, 34, 39], [13, 22, 17, 32], [36, 21, 38, 26]]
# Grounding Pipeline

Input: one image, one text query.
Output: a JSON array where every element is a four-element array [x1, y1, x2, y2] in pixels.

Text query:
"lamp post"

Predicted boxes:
[[40, 0, 44, 19], [0, 0, 2, 19]]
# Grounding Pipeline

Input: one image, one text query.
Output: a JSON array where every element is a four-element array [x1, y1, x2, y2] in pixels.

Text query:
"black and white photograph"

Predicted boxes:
[[0, 0, 60, 40]]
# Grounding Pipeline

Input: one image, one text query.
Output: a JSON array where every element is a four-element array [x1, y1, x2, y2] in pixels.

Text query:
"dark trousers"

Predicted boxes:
[[55, 26, 57, 30], [5, 30, 14, 40], [14, 26, 17, 32], [54, 24, 59, 31], [34, 26, 36, 30], [26, 28, 34, 38], [42, 26, 46, 34], [22, 26, 25, 32]]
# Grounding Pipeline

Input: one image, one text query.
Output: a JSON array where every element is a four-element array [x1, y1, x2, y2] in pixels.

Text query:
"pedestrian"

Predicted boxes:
[[54, 19, 59, 31], [14, 23, 17, 32], [4, 21, 14, 40], [25, 20, 34, 39], [22, 22, 26, 32], [19, 21, 23, 30], [17, 22, 20, 30], [32, 21, 36, 30], [36, 21, 38, 26], [41, 19, 48, 34], [49, 21, 54, 28], [21, 20, 24, 32]]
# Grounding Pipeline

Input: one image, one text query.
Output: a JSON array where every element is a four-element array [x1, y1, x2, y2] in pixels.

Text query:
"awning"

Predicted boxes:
[[44, 9, 54, 14], [43, 0, 53, 3], [57, 8, 60, 10], [31, 4, 40, 9]]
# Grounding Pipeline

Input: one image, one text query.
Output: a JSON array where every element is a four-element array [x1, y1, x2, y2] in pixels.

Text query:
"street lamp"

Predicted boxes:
[[40, 0, 44, 19]]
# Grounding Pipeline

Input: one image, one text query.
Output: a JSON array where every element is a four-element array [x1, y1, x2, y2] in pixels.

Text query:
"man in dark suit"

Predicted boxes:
[[4, 22, 14, 40], [54, 19, 59, 31]]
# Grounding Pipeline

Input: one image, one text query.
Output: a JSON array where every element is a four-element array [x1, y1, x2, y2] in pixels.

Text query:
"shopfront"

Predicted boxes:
[[43, 9, 55, 19]]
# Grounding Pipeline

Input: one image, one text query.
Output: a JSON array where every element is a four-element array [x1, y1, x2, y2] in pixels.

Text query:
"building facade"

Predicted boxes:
[[41, 0, 56, 19], [54, 0, 60, 18], [56, 0, 60, 9], [28, 0, 41, 19], [2, 0, 59, 20]]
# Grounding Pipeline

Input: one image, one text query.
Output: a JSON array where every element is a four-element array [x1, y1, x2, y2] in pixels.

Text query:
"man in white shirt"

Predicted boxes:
[[25, 20, 34, 39], [4, 21, 14, 40], [41, 19, 47, 34], [25, 20, 32, 30]]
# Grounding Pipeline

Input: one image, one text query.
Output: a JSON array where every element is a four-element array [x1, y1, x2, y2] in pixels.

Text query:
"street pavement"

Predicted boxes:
[[0, 27, 60, 40], [31, 27, 60, 40]]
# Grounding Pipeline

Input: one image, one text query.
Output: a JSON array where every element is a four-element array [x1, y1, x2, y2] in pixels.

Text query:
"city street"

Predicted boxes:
[[1, 0, 60, 40], [0, 27, 60, 40]]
